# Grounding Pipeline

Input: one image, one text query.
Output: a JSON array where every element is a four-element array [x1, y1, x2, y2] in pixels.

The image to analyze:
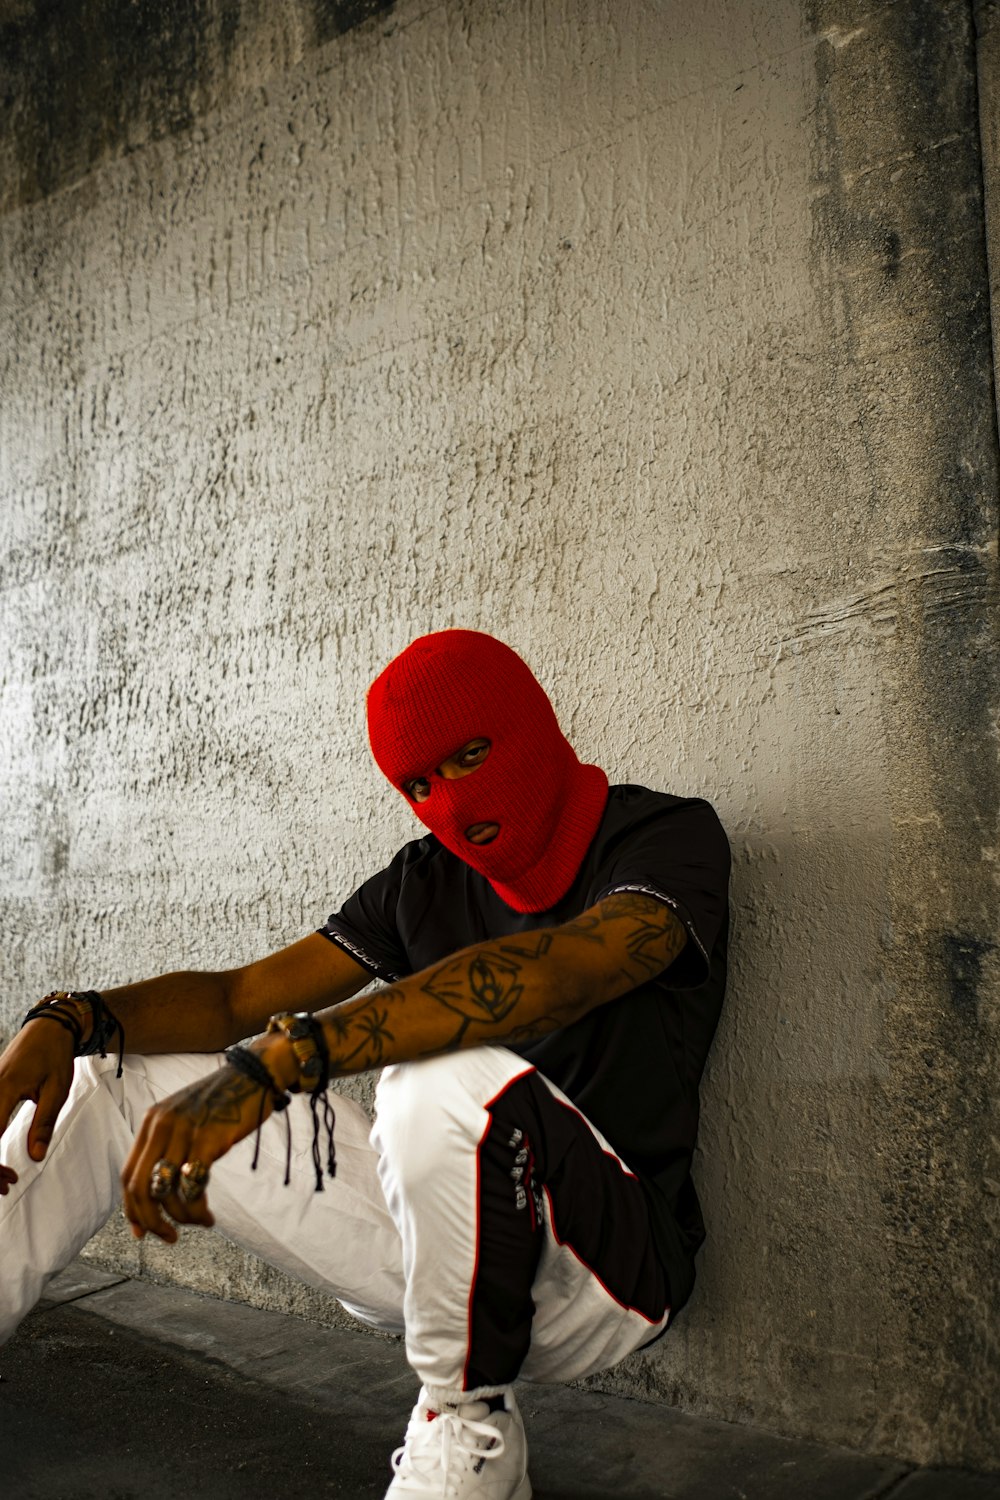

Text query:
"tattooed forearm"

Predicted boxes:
[[422, 953, 524, 1025], [317, 994, 400, 1073], [175, 1070, 262, 1128], [308, 890, 688, 1078], [337, 1002, 396, 1067]]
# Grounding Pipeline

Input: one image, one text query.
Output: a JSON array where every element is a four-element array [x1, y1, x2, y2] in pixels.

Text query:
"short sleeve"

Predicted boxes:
[[318, 845, 414, 983], [596, 796, 731, 989]]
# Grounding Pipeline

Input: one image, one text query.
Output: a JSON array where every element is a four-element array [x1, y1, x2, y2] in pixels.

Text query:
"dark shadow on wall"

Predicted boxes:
[[0, 0, 396, 213]]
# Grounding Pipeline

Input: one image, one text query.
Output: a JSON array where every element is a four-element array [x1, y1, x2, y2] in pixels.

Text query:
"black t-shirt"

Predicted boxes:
[[319, 784, 730, 1315]]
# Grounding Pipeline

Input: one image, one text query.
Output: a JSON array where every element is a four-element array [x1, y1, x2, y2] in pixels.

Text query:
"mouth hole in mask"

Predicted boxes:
[[464, 822, 500, 845]]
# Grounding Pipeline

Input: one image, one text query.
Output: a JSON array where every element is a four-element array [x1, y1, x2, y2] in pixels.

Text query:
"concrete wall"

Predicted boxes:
[[1, 0, 997, 1470]]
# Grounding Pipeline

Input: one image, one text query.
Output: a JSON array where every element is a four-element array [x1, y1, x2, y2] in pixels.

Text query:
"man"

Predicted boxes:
[[0, 629, 730, 1500]]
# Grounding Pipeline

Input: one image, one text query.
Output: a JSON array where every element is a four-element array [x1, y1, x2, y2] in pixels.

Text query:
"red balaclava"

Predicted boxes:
[[366, 629, 609, 913]]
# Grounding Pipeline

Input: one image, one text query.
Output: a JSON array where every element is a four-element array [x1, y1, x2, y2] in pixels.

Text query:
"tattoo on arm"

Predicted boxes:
[[177, 1070, 261, 1128], [421, 954, 526, 1045], [499, 915, 603, 961], [499, 933, 553, 961], [313, 890, 689, 1072], [601, 892, 688, 982], [420, 892, 685, 1041], [321, 995, 400, 1071], [340, 1004, 395, 1066]]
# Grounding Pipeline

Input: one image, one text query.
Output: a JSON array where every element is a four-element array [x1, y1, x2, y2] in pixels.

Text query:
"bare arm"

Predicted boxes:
[[94, 933, 372, 1054], [0, 934, 369, 1175]]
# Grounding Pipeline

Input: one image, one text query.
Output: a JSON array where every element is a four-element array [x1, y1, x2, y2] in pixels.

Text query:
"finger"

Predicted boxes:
[[162, 1155, 217, 1229], [0, 1087, 22, 1191], [0, 1081, 21, 1144], [186, 1192, 215, 1229], [27, 1073, 70, 1161], [122, 1113, 190, 1244], [152, 1125, 218, 1232], [146, 1126, 220, 1238], [121, 1104, 174, 1217], [162, 1177, 216, 1231]]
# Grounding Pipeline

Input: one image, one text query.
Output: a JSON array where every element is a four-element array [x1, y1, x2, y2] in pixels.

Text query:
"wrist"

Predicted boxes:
[[21, 991, 125, 1078], [253, 1031, 300, 1092], [64, 993, 96, 1047], [262, 1011, 330, 1094], [22, 991, 95, 1049], [24, 1010, 78, 1049]]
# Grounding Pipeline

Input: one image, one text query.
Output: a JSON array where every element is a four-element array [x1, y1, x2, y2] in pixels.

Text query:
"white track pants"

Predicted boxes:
[[0, 1047, 670, 1392]]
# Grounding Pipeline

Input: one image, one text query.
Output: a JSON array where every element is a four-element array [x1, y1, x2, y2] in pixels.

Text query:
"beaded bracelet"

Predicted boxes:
[[261, 1014, 337, 1189], [264, 1012, 324, 1092]]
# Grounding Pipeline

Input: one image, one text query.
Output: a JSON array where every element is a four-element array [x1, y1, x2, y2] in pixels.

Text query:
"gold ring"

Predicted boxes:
[[149, 1158, 180, 1200], [178, 1159, 210, 1204]]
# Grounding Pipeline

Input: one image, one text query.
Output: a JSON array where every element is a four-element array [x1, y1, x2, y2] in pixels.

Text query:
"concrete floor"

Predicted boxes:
[[2, 1262, 998, 1500]]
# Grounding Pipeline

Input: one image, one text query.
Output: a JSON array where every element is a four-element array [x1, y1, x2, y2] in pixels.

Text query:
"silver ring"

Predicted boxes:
[[149, 1158, 179, 1200], [178, 1159, 210, 1204]]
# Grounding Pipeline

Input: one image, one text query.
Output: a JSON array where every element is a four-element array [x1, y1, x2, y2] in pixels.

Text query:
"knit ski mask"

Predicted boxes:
[[367, 630, 609, 913]]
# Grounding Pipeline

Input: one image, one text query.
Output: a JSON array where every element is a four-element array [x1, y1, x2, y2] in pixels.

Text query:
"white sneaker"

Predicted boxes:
[[385, 1385, 532, 1499]]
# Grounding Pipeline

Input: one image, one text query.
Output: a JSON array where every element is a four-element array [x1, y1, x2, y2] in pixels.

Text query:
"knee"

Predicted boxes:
[[373, 1048, 535, 1193], [373, 1054, 478, 1187]]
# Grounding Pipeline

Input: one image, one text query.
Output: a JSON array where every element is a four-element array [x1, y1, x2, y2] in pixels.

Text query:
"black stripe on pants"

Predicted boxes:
[[464, 1069, 669, 1391]]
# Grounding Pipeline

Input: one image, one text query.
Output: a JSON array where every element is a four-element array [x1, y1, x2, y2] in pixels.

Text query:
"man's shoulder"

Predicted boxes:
[[589, 786, 731, 904], [603, 783, 726, 830], [377, 830, 470, 898], [387, 830, 451, 873]]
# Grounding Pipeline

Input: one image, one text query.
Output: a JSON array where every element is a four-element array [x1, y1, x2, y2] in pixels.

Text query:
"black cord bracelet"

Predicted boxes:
[[223, 1044, 291, 1110], [224, 1043, 293, 1184], [259, 1014, 338, 1189], [21, 1002, 84, 1050], [21, 991, 125, 1078], [76, 991, 126, 1074], [301, 1017, 337, 1188]]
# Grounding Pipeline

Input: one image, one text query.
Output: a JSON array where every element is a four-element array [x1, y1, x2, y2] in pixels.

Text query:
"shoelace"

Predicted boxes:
[[391, 1408, 507, 1493]]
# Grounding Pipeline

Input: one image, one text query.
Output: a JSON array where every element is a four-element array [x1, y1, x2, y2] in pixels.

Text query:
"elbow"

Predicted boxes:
[[547, 956, 610, 1026]]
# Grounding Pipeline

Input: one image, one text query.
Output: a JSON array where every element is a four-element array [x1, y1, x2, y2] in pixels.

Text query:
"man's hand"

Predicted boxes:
[[0, 1020, 77, 1190], [120, 1060, 279, 1243]]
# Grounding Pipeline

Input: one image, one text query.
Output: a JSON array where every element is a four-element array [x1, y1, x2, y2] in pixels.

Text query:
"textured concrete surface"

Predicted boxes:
[[977, 0, 1000, 434], [1, 0, 998, 1472], [2, 1261, 969, 1500]]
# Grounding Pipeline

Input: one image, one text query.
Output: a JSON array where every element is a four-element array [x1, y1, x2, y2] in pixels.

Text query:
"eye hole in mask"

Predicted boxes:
[[403, 739, 491, 802]]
